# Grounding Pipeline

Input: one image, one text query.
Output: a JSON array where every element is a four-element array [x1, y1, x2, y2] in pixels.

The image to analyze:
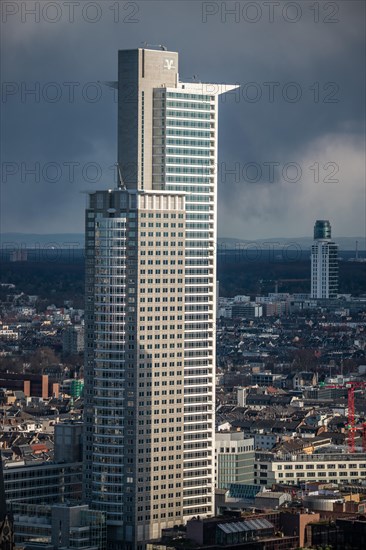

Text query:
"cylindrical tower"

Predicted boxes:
[[314, 220, 332, 240]]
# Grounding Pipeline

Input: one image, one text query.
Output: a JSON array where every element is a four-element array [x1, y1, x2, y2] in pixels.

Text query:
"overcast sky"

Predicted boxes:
[[1, 0, 365, 240]]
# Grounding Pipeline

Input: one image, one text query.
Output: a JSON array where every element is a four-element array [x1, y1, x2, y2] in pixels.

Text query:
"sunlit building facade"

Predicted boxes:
[[311, 220, 338, 299], [83, 48, 237, 548]]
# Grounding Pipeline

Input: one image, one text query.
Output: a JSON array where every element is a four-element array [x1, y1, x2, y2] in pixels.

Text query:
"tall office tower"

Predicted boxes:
[[311, 220, 338, 299], [83, 48, 237, 548]]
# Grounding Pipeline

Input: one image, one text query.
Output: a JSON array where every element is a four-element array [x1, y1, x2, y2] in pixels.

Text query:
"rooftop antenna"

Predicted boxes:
[[191, 74, 202, 84], [115, 163, 126, 190], [141, 42, 167, 51]]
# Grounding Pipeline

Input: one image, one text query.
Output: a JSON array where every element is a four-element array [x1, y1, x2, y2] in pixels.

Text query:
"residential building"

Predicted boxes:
[[62, 325, 84, 354], [254, 433, 280, 450], [251, 372, 283, 387], [311, 220, 338, 299], [232, 302, 262, 319]]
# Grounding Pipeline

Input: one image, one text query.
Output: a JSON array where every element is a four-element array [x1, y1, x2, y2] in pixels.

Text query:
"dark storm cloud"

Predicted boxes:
[[1, 0, 365, 240]]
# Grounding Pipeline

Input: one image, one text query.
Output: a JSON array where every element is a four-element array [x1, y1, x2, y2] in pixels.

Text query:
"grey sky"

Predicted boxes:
[[1, 0, 365, 240]]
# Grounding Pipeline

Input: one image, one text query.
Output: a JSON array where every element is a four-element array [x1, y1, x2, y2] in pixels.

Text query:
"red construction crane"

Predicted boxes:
[[346, 382, 366, 453], [325, 381, 366, 452]]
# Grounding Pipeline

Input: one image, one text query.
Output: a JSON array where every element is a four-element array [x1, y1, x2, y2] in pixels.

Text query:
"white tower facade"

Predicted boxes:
[[83, 48, 237, 549], [311, 220, 338, 299]]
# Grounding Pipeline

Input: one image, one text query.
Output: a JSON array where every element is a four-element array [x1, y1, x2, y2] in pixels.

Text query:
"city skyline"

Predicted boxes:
[[0, 5, 366, 548], [1, 1, 365, 241]]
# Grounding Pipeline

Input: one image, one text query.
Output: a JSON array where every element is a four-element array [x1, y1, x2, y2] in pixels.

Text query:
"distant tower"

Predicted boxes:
[[311, 220, 338, 299], [313, 219, 332, 240]]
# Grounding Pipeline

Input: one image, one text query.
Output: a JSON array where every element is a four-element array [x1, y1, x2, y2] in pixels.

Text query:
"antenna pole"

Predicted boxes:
[[115, 163, 125, 190]]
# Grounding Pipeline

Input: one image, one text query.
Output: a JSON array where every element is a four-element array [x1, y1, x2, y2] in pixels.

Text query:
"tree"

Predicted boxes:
[[28, 347, 60, 374]]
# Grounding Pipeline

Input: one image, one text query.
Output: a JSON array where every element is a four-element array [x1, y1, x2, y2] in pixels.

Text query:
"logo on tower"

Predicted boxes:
[[164, 59, 175, 70]]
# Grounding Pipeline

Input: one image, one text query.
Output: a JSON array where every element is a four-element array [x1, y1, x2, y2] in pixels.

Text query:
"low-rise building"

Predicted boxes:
[[232, 303, 262, 319], [62, 325, 84, 354], [3, 461, 82, 504], [251, 372, 283, 387], [254, 450, 366, 486], [215, 432, 255, 489], [12, 503, 106, 549], [254, 491, 292, 510]]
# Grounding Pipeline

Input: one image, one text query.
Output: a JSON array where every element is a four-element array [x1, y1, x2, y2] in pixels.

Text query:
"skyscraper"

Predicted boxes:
[[83, 48, 237, 549], [311, 220, 338, 299]]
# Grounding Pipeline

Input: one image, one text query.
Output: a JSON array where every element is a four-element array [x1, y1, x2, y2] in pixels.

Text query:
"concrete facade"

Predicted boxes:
[[215, 432, 255, 489], [83, 47, 237, 548], [254, 451, 366, 486]]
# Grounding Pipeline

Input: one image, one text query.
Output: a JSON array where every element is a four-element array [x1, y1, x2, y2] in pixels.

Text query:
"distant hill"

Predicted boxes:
[[1, 233, 85, 247], [0, 233, 365, 252], [1, 250, 365, 301], [218, 236, 365, 252]]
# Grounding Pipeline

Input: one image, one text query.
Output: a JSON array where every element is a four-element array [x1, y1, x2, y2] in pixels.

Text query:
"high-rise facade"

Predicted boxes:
[[83, 48, 237, 548], [215, 433, 255, 489], [311, 220, 338, 299]]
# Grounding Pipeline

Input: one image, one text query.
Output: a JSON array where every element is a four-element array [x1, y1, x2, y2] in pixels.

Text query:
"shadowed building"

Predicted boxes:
[[0, 373, 59, 399]]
